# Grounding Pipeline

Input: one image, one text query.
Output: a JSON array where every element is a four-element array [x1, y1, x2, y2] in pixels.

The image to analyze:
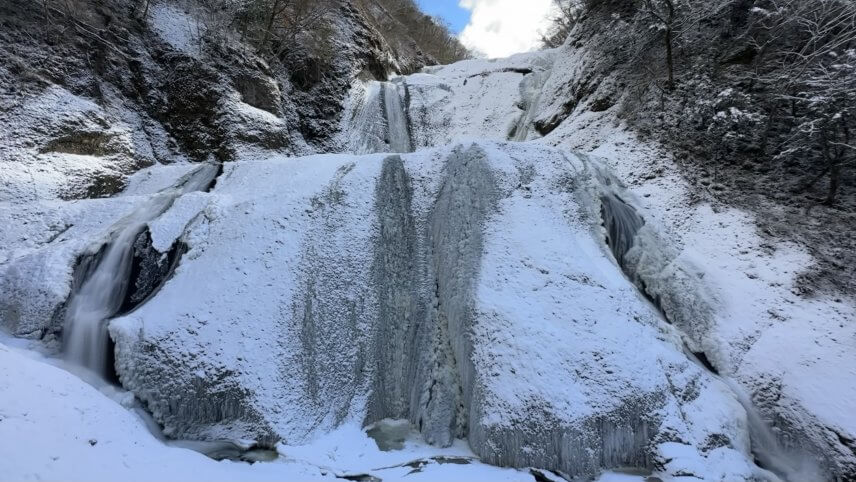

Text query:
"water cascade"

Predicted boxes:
[[346, 80, 412, 154], [598, 190, 822, 482], [509, 69, 550, 142], [382, 81, 412, 153], [63, 164, 219, 377]]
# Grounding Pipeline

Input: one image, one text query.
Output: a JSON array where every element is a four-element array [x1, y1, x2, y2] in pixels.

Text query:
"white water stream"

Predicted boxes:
[[382, 81, 412, 153], [346, 80, 412, 154], [63, 164, 218, 377]]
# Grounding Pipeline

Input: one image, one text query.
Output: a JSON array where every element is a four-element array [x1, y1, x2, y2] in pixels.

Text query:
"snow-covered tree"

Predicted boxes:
[[541, 0, 583, 48], [750, 0, 856, 204]]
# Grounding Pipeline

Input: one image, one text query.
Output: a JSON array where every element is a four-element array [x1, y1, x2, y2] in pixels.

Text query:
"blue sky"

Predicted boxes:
[[415, 0, 470, 34], [415, 0, 554, 58]]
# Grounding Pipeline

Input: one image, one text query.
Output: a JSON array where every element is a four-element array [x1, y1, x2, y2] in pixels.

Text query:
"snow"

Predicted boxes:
[[0, 85, 139, 203], [123, 163, 201, 197], [530, 43, 855, 472], [0, 341, 320, 481], [102, 142, 760, 479], [402, 50, 557, 149], [0, 339, 540, 481], [149, 3, 201, 56]]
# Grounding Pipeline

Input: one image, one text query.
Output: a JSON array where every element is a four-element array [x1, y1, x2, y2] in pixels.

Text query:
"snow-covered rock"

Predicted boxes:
[[529, 40, 856, 478], [340, 51, 557, 153], [0, 164, 216, 339], [108, 141, 760, 479]]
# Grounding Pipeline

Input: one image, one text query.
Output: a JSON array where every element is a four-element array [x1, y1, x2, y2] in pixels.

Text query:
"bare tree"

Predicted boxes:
[[359, 0, 470, 65], [640, 0, 678, 90], [750, 0, 856, 204], [541, 0, 583, 48]]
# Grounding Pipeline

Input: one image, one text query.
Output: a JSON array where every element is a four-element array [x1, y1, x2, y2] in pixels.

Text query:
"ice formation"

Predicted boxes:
[[342, 80, 413, 154], [102, 142, 762, 478]]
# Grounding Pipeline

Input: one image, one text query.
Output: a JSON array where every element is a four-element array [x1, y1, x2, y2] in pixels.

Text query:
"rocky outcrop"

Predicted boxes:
[[0, 0, 434, 206]]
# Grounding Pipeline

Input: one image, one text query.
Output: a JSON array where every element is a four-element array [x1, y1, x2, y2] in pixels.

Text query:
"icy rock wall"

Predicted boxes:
[[369, 155, 425, 423], [417, 145, 499, 445], [105, 143, 760, 479], [367, 146, 497, 447], [111, 155, 387, 446]]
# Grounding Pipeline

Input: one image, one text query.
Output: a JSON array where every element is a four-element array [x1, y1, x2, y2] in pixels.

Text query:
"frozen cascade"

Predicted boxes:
[[63, 164, 219, 377], [510, 69, 550, 141], [345, 80, 412, 154], [723, 379, 823, 482], [598, 185, 823, 481]]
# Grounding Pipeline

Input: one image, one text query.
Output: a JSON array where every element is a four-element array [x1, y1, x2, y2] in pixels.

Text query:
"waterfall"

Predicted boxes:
[[345, 80, 412, 154], [510, 69, 550, 142], [600, 194, 645, 267], [63, 164, 219, 377], [721, 378, 823, 482], [598, 187, 823, 482], [383, 81, 412, 153]]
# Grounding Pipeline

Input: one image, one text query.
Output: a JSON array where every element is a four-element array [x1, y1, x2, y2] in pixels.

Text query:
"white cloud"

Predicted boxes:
[[458, 0, 554, 58]]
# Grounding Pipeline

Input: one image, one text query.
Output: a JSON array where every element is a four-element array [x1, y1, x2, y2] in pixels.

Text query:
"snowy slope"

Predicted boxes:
[[0, 341, 320, 481], [529, 41, 856, 477], [0, 338, 549, 482]]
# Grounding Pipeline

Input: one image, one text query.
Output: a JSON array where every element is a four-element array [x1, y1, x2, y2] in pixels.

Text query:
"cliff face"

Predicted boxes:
[[534, 1, 856, 298], [2, 2, 855, 481], [0, 0, 448, 205]]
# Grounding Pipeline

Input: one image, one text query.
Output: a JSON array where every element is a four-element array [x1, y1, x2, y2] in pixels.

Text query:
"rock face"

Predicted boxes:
[[0, 0, 441, 207], [109, 142, 759, 479]]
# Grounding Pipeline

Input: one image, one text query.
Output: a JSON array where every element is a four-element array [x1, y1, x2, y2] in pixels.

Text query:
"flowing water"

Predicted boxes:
[[382, 81, 412, 153], [63, 164, 218, 377], [346, 80, 412, 154], [722, 378, 823, 482], [598, 187, 823, 482]]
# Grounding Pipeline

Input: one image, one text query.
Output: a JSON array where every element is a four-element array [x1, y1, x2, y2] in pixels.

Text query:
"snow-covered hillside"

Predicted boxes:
[[1, 3, 854, 481]]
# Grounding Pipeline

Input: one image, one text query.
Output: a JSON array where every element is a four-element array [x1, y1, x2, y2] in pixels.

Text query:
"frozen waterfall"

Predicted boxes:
[[383, 82, 412, 153], [599, 185, 823, 482], [63, 164, 219, 377], [344, 80, 412, 154]]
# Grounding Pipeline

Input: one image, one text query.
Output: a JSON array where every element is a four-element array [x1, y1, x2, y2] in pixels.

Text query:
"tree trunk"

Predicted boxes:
[[825, 162, 840, 205], [665, 26, 674, 90], [261, 0, 281, 51], [665, 0, 676, 90]]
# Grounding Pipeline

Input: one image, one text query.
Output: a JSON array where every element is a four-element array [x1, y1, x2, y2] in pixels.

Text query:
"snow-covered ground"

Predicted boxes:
[[0, 337, 547, 482]]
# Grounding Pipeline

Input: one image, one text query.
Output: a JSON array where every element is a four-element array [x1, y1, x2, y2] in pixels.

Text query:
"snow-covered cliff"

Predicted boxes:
[[1, 3, 854, 481]]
